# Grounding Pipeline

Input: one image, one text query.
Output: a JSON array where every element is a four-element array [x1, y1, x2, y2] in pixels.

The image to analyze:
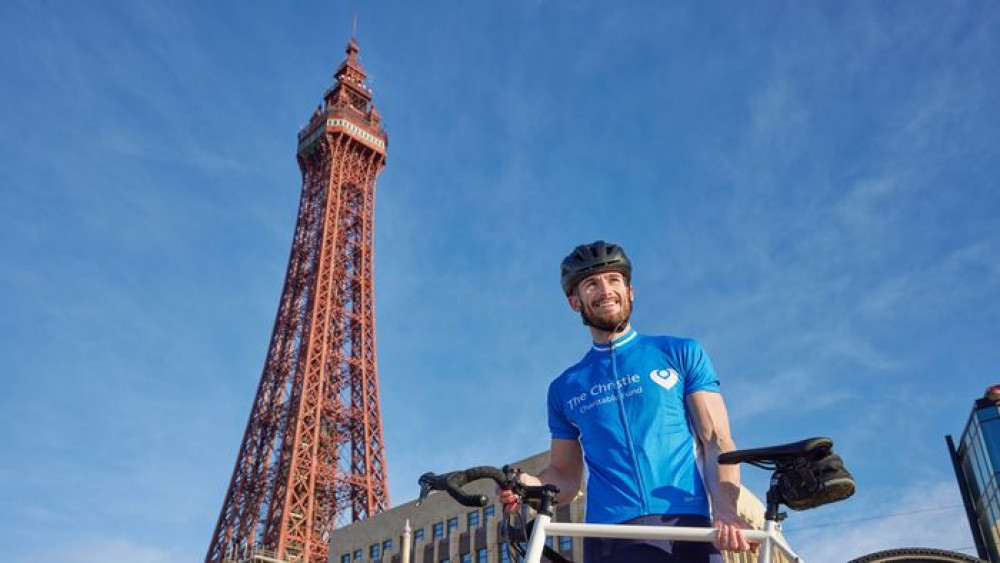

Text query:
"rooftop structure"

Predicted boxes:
[[947, 384, 1000, 561]]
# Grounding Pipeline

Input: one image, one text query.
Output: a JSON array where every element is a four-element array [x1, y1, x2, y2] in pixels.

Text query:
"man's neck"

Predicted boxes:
[[589, 323, 633, 344]]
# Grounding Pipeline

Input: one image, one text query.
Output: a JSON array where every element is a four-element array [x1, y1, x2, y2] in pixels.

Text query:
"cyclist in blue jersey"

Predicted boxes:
[[497, 241, 753, 562]]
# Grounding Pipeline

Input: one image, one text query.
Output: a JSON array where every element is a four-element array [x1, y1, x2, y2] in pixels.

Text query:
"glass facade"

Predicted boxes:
[[957, 396, 1000, 561]]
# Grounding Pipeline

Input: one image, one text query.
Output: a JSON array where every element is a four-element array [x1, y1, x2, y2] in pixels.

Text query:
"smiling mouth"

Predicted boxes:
[[594, 299, 619, 310]]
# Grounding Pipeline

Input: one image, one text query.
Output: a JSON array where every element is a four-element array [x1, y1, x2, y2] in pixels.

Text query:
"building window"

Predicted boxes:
[[353, 549, 362, 561], [341, 554, 350, 563], [433, 523, 444, 539], [467, 510, 480, 528], [383, 539, 392, 553], [499, 546, 510, 562], [370, 543, 380, 560], [461, 553, 471, 563], [483, 505, 496, 522], [477, 548, 488, 563], [559, 536, 572, 551], [545, 536, 553, 548], [447, 517, 459, 535], [414, 527, 425, 541]]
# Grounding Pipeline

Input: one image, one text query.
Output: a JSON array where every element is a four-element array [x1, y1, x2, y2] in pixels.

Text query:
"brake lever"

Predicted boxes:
[[416, 472, 435, 508]]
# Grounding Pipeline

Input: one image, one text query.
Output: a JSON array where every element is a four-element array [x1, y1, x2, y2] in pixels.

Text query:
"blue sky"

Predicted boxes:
[[1, 1, 998, 561]]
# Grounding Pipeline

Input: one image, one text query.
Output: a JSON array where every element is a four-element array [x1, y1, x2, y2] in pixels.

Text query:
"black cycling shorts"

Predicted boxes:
[[583, 514, 723, 563]]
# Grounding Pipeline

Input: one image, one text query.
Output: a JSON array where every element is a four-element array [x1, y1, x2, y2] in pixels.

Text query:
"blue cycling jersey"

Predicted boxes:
[[547, 329, 722, 524]]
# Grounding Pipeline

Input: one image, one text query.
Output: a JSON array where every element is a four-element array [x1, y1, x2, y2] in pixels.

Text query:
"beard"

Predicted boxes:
[[580, 295, 633, 332]]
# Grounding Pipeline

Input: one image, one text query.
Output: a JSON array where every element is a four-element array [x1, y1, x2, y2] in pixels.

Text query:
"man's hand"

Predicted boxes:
[[496, 440, 583, 515], [495, 472, 542, 514], [713, 509, 755, 553], [495, 485, 521, 514]]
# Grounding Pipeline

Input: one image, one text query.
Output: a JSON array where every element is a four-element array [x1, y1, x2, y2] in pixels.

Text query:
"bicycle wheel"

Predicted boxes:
[[848, 547, 982, 562]]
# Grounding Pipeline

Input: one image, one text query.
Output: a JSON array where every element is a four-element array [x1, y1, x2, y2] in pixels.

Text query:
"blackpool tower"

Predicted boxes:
[[207, 38, 389, 563]]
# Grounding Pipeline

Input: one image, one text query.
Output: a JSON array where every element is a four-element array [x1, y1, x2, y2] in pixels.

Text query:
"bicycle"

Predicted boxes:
[[418, 436, 856, 563]]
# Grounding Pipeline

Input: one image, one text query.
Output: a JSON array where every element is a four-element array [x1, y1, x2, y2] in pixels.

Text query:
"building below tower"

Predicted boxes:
[[328, 450, 790, 563]]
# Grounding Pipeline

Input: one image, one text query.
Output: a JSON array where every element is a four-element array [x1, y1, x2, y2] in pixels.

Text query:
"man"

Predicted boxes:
[[497, 240, 752, 562]]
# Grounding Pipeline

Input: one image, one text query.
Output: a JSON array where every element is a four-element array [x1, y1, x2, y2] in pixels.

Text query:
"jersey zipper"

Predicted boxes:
[[610, 337, 649, 515]]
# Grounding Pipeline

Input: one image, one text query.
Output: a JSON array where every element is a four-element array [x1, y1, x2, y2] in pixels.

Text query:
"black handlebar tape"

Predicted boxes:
[[447, 489, 489, 507], [419, 466, 512, 507], [457, 466, 509, 486], [445, 466, 508, 507]]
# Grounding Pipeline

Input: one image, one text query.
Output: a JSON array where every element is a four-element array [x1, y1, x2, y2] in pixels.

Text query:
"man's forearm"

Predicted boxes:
[[517, 465, 581, 506], [702, 438, 742, 518], [686, 392, 744, 519]]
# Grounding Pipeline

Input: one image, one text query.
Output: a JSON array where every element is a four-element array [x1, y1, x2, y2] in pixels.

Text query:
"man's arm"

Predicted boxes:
[[686, 390, 754, 552], [497, 438, 583, 510]]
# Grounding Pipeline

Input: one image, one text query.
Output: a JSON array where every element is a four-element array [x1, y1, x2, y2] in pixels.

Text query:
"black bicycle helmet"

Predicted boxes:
[[560, 240, 632, 295]]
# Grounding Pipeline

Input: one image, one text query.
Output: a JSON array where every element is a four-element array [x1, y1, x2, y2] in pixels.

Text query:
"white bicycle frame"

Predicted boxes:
[[521, 512, 802, 563]]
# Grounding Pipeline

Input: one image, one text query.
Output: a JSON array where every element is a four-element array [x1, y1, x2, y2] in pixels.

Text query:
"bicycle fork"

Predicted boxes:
[[524, 512, 552, 563]]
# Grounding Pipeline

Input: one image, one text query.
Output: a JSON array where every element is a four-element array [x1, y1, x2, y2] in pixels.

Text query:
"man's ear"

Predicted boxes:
[[568, 294, 581, 312]]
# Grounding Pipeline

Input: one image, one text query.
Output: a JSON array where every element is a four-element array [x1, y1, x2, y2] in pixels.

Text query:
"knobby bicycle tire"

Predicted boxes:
[[848, 547, 982, 562]]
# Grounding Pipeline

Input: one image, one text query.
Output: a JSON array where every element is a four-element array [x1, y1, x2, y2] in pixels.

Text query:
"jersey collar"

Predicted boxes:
[[591, 328, 638, 352]]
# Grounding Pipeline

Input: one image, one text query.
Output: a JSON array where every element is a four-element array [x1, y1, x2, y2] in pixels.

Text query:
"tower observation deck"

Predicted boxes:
[[207, 37, 390, 563]]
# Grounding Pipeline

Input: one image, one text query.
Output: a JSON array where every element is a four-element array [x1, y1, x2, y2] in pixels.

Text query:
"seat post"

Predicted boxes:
[[765, 483, 785, 523]]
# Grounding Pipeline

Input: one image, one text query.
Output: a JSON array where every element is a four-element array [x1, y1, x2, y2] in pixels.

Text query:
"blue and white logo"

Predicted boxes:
[[650, 368, 679, 391]]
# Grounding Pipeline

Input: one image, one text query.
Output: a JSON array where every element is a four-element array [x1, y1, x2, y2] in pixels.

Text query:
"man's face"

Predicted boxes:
[[569, 271, 633, 332]]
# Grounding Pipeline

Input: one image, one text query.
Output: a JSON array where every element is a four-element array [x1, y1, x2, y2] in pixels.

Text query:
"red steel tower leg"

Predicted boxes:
[[207, 38, 389, 563]]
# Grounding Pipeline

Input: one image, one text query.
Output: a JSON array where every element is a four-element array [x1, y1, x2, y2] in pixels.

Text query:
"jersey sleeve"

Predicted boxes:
[[682, 339, 722, 396], [547, 379, 580, 440]]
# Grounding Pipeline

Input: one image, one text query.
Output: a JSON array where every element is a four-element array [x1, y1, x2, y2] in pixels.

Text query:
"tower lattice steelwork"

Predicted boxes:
[[207, 38, 389, 563]]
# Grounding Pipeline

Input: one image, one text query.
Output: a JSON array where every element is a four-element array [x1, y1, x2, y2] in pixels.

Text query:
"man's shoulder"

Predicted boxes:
[[548, 351, 596, 391], [635, 333, 703, 353], [632, 334, 715, 371]]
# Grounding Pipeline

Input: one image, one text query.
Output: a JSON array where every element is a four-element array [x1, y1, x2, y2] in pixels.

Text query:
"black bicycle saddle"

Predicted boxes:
[[718, 437, 833, 466]]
